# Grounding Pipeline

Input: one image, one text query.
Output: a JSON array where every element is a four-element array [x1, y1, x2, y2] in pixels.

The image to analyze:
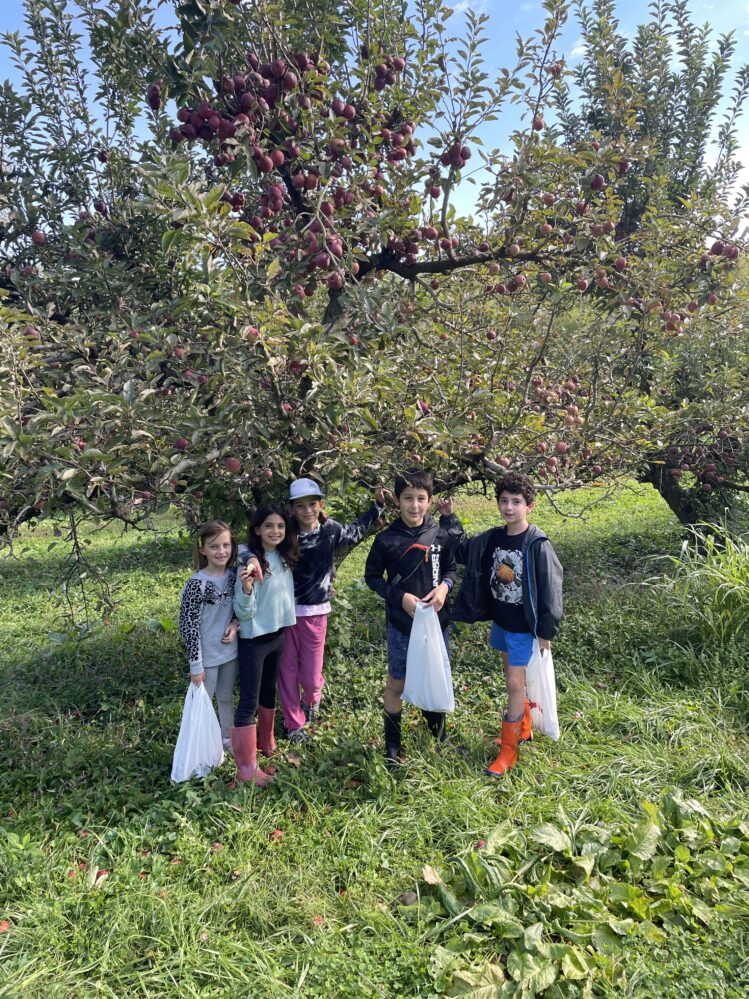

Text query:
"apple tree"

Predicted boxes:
[[0, 0, 747, 546]]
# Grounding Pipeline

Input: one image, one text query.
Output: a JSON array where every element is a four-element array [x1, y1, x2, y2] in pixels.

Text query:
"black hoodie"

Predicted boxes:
[[440, 514, 563, 640], [364, 514, 457, 635]]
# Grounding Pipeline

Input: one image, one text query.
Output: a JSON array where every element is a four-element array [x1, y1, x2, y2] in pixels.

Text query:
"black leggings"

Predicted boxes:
[[235, 630, 285, 727]]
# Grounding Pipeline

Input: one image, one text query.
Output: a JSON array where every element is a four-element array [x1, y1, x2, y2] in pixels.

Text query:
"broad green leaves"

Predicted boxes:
[[417, 790, 749, 995]]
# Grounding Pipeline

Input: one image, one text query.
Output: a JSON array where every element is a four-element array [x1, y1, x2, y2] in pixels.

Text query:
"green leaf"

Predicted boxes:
[[628, 819, 661, 861], [593, 924, 624, 953], [531, 823, 572, 853], [523, 921, 545, 951], [447, 962, 506, 997], [561, 947, 595, 980], [438, 884, 462, 917], [467, 904, 524, 937], [506, 950, 558, 994]]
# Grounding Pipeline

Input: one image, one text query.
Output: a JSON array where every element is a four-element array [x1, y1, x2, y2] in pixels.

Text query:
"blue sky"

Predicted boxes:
[[2, 0, 748, 210]]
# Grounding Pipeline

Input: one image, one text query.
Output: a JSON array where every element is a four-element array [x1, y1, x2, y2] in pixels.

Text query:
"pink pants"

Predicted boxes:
[[277, 614, 328, 732]]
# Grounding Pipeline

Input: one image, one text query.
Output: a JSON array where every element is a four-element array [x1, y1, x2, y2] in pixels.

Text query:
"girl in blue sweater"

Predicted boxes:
[[232, 504, 299, 786]]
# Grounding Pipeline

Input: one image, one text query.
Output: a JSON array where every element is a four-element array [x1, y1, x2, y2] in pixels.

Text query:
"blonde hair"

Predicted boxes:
[[192, 520, 237, 570]]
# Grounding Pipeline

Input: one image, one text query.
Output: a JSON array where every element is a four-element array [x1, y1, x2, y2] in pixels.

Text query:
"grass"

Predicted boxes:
[[1, 484, 748, 997]]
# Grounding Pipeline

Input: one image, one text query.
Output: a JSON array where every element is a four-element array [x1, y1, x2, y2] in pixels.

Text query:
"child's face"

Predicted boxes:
[[254, 513, 286, 551], [497, 491, 534, 530], [397, 486, 431, 527], [291, 496, 323, 531], [199, 530, 233, 572]]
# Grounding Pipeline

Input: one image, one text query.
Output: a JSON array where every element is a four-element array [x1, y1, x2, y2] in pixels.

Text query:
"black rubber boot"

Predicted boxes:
[[421, 709, 447, 742], [384, 711, 402, 767]]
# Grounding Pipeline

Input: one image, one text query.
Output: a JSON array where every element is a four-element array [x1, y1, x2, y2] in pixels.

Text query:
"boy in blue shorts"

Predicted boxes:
[[364, 470, 457, 766], [441, 472, 563, 776]]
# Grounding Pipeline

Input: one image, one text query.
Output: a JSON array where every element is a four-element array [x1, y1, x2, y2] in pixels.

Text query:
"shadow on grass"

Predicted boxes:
[[0, 529, 189, 599]]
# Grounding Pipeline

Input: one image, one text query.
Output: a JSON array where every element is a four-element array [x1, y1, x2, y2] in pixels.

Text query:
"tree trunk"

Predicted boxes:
[[641, 462, 702, 525]]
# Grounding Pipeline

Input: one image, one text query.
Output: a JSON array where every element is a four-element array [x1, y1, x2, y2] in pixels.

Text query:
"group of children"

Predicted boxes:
[[178, 470, 563, 785]]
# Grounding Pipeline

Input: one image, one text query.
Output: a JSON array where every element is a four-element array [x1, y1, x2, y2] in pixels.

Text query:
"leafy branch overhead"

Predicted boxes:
[[0, 0, 747, 535]]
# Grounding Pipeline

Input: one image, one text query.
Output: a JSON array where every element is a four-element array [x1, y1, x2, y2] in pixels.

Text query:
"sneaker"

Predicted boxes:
[[303, 702, 320, 724], [288, 726, 309, 745]]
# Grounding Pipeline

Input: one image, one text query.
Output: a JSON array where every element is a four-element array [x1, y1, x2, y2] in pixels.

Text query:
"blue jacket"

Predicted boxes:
[[441, 515, 563, 640]]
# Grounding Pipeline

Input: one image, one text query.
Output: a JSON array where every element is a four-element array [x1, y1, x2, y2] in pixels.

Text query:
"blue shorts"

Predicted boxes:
[[489, 624, 534, 667], [386, 622, 450, 681]]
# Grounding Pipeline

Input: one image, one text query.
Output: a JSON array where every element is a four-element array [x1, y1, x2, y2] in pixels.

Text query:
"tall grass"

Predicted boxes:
[[644, 520, 749, 644]]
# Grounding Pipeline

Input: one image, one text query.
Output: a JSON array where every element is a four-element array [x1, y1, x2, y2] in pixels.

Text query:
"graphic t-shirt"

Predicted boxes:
[[484, 527, 528, 632]]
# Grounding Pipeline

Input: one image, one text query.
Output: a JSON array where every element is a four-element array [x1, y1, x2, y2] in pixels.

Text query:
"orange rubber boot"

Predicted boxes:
[[231, 725, 273, 787], [256, 707, 277, 776], [495, 699, 533, 745], [486, 718, 523, 777]]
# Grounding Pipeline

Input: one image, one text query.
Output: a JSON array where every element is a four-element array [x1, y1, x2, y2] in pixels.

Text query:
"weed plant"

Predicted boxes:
[[0, 485, 748, 997], [644, 519, 749, 646]]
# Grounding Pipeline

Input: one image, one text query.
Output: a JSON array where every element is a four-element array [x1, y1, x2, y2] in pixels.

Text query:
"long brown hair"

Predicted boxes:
[[192, 520, 237, 570], [249, 504, 299, 574]]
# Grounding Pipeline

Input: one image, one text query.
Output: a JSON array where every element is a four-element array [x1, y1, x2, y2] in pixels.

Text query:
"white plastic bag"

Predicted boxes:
[[402, 603, 455, 712], [171, 682, 225, 782], [525, 640, 560, 740]]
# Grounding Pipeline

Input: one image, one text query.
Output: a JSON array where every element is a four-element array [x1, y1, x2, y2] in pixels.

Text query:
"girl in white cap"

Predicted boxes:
[[276, 478, 386, 743]]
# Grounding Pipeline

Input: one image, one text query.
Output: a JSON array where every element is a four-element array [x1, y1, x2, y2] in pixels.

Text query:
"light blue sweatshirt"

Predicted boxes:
[[234, 549, 296, 638]]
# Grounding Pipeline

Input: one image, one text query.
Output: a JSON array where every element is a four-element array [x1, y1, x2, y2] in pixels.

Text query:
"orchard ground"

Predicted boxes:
[[1, 485, 749, 997]]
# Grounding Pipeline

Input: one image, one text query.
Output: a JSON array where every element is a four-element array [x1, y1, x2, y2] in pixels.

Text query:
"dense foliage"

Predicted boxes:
[[1, 0, 747, 533]]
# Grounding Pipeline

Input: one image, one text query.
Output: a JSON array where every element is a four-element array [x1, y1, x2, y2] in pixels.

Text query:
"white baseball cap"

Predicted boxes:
[[288, 477, 324, 501]]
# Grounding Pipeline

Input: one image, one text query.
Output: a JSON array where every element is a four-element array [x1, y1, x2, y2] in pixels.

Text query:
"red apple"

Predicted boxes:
[[225, 457, 242, 473]]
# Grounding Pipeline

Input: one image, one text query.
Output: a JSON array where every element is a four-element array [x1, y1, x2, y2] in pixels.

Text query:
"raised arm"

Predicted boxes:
[[334, 489, 387, 549], [234, 563, 257, 621]]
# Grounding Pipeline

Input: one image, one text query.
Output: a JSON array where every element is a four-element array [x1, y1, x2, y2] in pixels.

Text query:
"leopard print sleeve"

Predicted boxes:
[[179, 577, 204, 672]]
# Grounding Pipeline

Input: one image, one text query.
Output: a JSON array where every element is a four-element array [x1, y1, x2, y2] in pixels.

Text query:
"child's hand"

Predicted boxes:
[[539, 638, 551, 653], [190, 671, 205, 686], [374, 487, 391, 507], [401, 592, 420, 618], [434, 496, 454, 517], [222, 621, 239, 643], [240, 563, 256, 594], [248, 556, 263, 583], [420, 582, 449, 612]]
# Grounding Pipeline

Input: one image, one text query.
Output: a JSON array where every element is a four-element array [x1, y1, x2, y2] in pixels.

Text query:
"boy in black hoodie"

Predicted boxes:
[[440, 472, 563, 777], [364, 470, 457, 765]]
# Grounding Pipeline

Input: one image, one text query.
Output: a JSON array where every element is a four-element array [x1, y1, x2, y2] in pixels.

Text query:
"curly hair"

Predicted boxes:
[[494, 472, 536, 505]]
